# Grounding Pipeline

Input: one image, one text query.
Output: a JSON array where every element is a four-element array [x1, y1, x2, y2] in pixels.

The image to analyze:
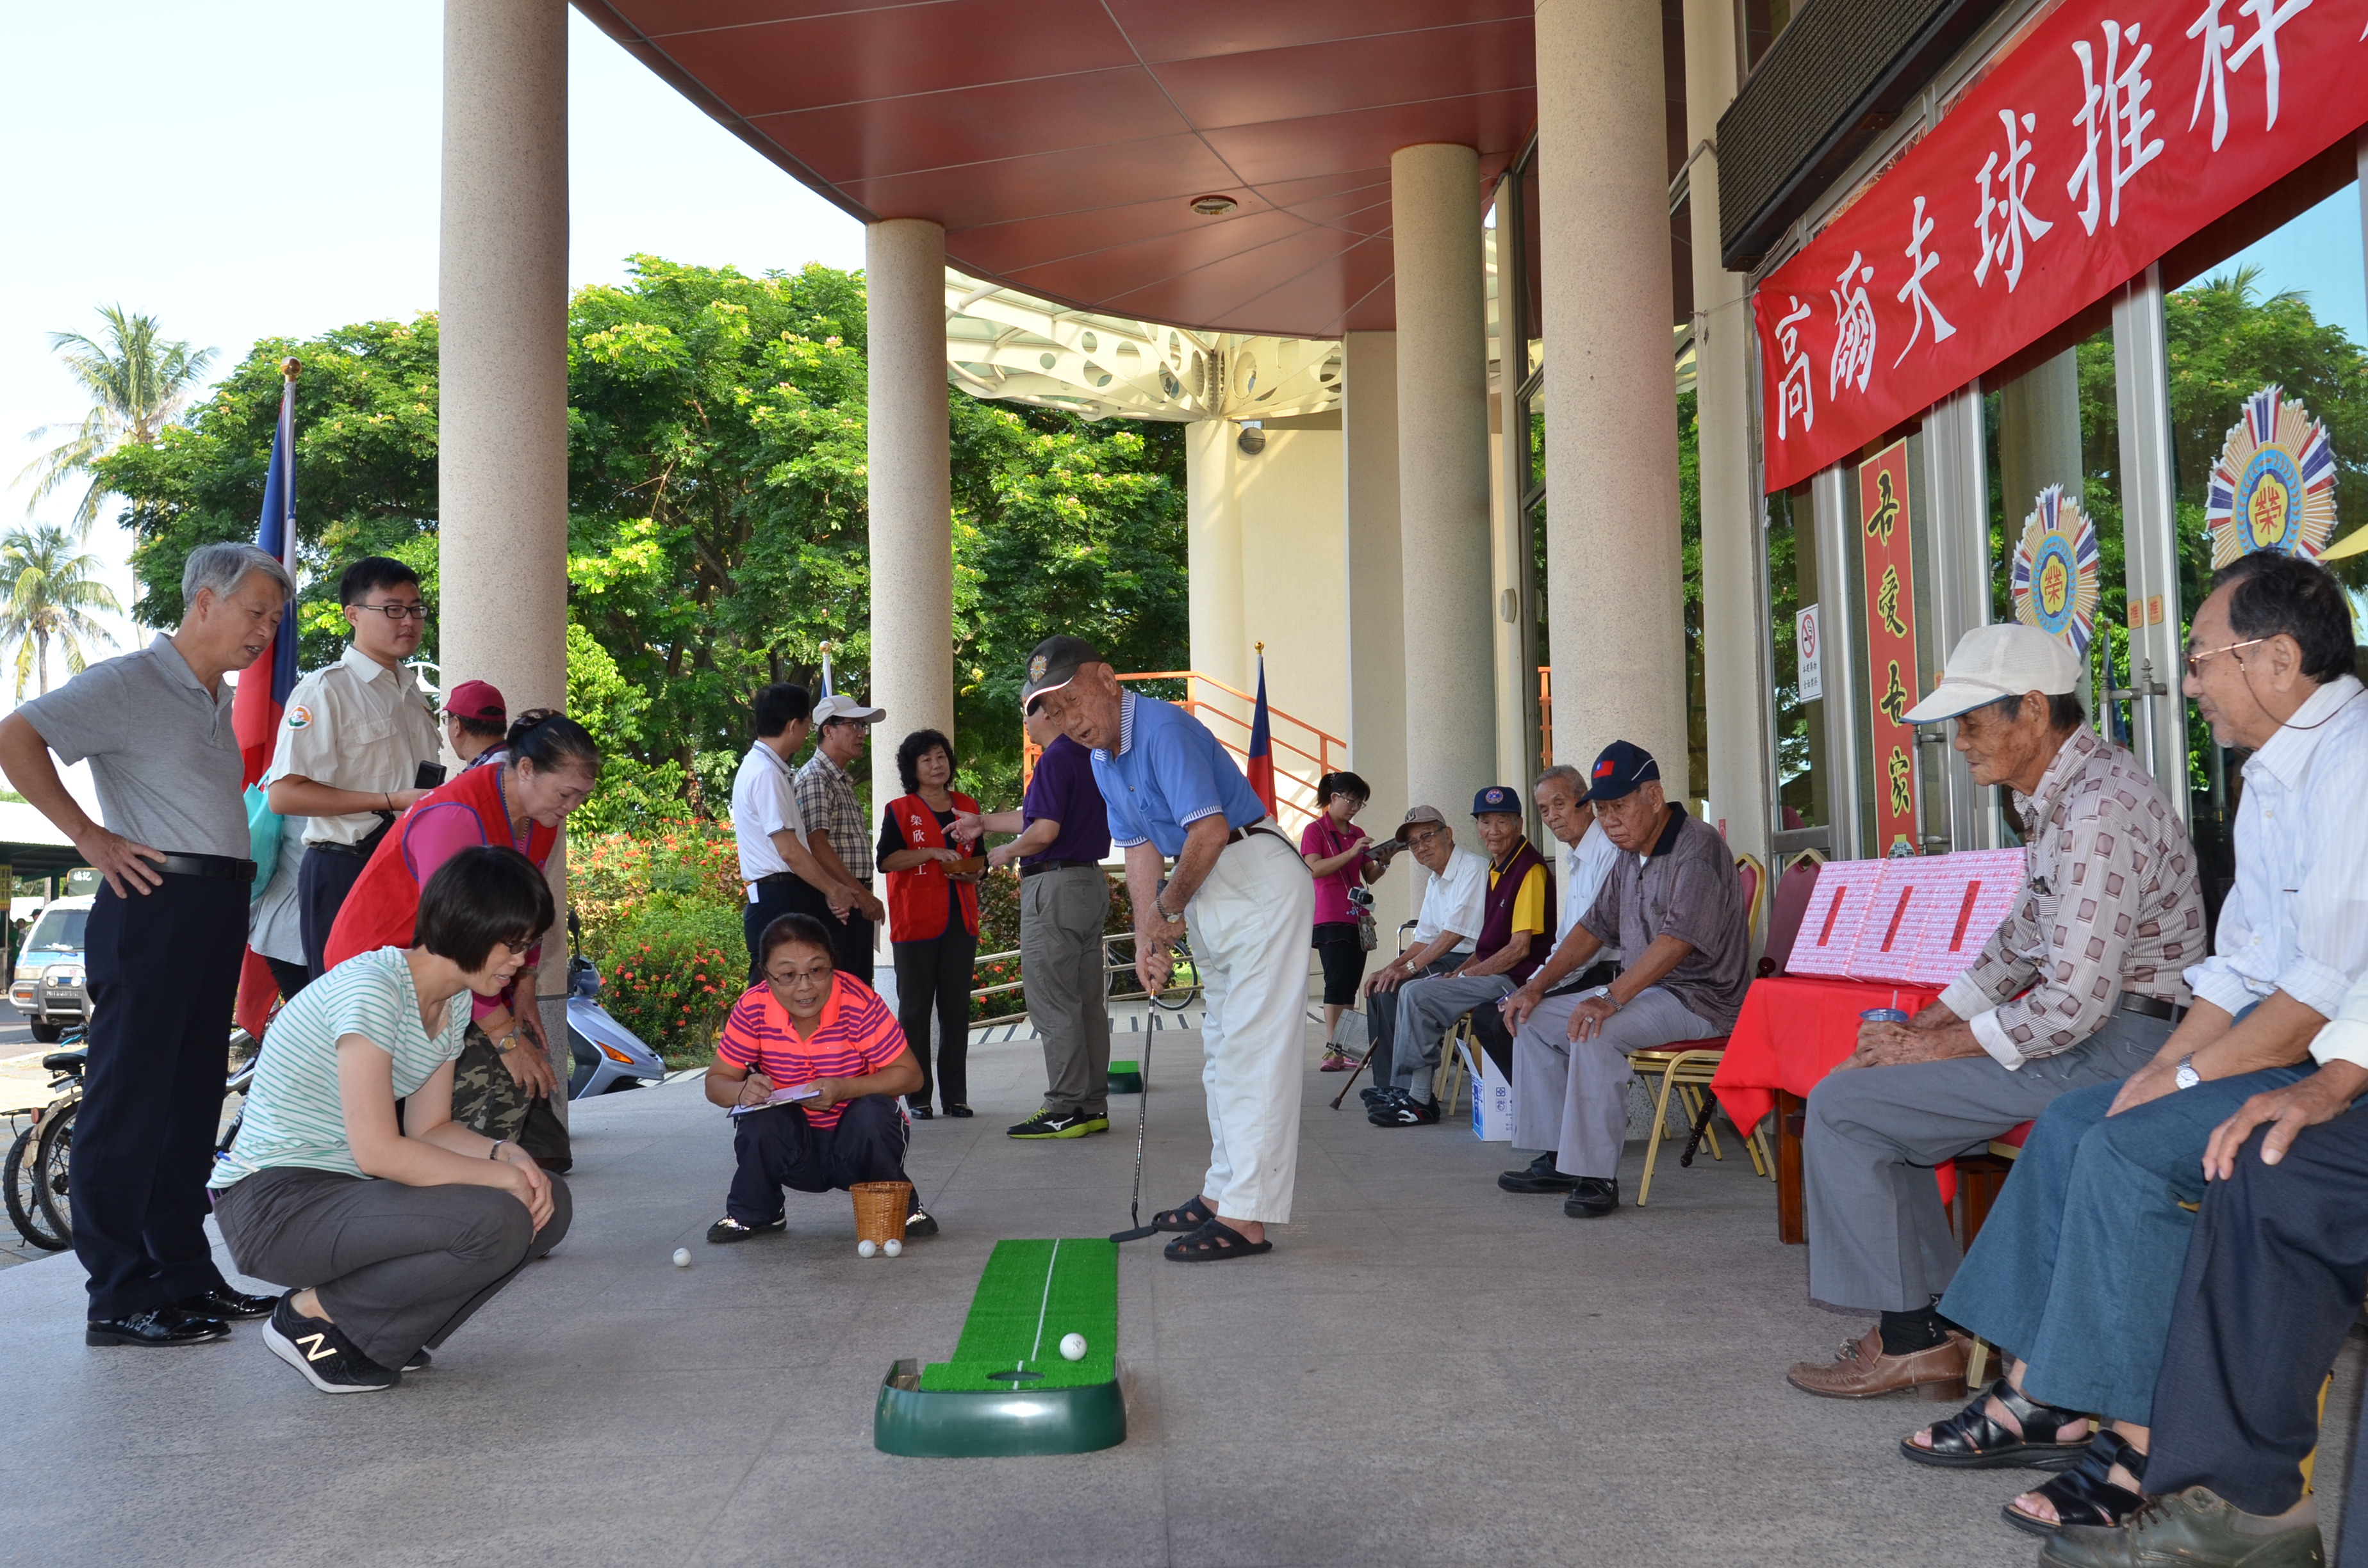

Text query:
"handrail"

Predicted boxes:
[[1118, 671, 1346, 753]]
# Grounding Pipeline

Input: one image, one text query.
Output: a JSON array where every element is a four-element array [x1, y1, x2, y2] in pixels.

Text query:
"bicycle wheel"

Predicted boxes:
[[1147, 936, 1201, 1011], [33, 1099, 74, 1245], [6, 1124, 67, 1250]]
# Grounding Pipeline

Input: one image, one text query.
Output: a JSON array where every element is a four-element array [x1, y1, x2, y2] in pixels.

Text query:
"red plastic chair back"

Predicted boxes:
[[1759, 858, 1825, 977]]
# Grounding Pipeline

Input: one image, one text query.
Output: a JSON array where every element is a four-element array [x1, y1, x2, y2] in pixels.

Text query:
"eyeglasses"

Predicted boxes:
[[352, 601, 431, 622], [2184, 638, 2265, 680], [764, 965, 832, 986]]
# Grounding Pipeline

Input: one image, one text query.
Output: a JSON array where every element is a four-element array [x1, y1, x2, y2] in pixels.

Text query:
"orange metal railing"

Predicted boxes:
[[1021, 670, 1344, 835]]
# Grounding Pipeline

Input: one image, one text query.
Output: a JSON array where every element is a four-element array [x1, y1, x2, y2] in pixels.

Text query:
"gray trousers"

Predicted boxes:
[[1512, 987, 1720, 1178], [213, 1164, 573, 1371], [1802, 1010, 2169, 1312], [1367, 954, 1463, 1089], [1021, 865, 1112, 1116], [1390, 973, 1517, 1100]]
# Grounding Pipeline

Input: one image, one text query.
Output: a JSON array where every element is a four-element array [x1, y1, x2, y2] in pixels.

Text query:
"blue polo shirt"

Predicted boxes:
[[1091, 690, 1268, 856]]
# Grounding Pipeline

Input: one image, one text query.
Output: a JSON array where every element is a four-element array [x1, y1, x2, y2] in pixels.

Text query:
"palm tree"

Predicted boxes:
[[17, 306, 217, 531], [0, 526, 121, 698]]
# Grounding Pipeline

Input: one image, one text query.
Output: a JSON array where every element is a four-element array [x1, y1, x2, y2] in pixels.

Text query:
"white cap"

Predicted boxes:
[[1903, 623, 2080, 723], [811, 694, 886, 725]]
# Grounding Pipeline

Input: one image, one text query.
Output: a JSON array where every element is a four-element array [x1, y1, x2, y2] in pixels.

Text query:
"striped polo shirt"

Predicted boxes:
[[211, 946, 472, 1188], [716, 972, 909, 1129]]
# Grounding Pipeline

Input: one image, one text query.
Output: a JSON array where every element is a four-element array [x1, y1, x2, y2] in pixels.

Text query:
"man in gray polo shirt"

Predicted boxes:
[[1497, 740, 1750, 1216], [0, 542, 293, 1348]]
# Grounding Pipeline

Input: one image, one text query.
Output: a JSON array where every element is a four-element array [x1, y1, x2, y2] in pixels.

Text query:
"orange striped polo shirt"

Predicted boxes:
[[716, 973, 909, 1129]]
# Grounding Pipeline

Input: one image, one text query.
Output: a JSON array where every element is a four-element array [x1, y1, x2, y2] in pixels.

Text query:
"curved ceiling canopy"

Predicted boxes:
[[575, 1, 1537, 338]]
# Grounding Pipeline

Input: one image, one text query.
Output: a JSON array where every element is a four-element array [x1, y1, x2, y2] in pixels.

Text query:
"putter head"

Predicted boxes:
[[1108, 1224, 1160, 1243]]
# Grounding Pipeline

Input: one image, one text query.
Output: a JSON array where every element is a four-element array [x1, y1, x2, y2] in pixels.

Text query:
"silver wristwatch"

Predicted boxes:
[[2173, 1053, 2200, 1091]]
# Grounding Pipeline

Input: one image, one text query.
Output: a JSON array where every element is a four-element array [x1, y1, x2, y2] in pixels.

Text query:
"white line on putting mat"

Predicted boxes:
[[1024, 1239, 1061, 1371]]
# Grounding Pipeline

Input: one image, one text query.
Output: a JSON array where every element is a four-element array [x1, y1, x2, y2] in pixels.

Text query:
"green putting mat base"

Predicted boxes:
[[874, 1358, 1126, 1457], [1107, 1058, 1142, 1095]]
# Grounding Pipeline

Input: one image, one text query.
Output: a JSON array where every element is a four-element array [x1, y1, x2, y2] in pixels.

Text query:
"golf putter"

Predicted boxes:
[[1108, 1029, 1158, 1243]]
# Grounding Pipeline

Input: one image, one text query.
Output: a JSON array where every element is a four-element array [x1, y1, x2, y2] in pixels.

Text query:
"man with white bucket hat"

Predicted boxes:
[[1786, 621, 2203, 1401]]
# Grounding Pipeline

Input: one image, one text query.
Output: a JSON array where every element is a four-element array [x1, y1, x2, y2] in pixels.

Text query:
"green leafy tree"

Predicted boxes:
[[21, 306, 218, 532], [0, 525, 122, 696]]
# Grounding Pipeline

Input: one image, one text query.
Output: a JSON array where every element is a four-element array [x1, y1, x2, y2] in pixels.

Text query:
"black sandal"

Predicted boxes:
[[1152, 1196, 1216, 1233], [1162, 1217, 1273, 1261], [1898, 1378, 2095, 1471], [2002, 1429, 2148, 1537]]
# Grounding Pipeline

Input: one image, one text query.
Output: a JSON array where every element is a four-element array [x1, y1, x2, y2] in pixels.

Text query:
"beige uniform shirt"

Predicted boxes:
[[263, 645, 443, 847]]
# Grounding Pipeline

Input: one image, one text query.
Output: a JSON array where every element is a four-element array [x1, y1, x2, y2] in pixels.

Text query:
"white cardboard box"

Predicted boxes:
[[1465, 1039, 1514, 1141]]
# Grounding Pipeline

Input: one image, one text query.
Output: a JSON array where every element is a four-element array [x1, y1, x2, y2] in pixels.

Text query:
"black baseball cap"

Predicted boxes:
[[1021, 635, 1103, 713], [1582, 740, 1661, 803], [1470, 785, 1521, 817]]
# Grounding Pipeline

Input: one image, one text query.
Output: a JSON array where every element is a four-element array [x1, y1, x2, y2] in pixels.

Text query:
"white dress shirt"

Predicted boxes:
[[2187, 674, 2368, 1025], [1409, 845, 1488, 956], [1556, 820, 1624, 965], [730, 741, 807, 889], [263, 644, 443, 846]]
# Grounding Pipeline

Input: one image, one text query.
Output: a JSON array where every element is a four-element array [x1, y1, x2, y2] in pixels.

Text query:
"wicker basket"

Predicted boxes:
[[851, 1180, 912, 1244]]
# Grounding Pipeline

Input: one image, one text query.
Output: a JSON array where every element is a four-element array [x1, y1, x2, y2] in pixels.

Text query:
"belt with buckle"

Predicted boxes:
[[1021, 858, 1100, 879], [1222, 821, 1294, 850], [156, 852, 258, 881], [2119, 992, 2187, 1023]]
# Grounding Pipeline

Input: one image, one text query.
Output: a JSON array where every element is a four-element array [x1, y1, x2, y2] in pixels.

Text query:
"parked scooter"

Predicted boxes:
[[566, 914, 667, 1099]]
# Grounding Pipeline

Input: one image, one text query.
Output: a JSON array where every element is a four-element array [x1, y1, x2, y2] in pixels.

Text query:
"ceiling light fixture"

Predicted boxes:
[[1190, 193, 1238, 216]]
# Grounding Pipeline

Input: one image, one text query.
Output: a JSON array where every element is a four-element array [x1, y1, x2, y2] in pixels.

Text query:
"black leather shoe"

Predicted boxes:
[[1499, 1153, 1577, 1193], [1563, 1177, 1620, 1217], [945, 1104, 974, 1118], [177, 1287, 277, 1320], [87, 1306, 231, 1347], [907, 1102, 935, 1120]]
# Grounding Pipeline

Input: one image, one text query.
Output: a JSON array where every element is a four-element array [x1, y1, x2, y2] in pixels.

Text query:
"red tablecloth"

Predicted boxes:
[[1711, 974, 1943, 1133]]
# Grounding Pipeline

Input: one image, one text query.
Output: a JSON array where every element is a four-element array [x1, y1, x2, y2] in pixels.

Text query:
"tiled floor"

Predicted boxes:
[[0, 1025, 2355, 1567]]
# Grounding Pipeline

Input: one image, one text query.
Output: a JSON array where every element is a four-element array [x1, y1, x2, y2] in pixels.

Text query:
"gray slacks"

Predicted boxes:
[[214, 1164, 573, 1371], [1512, 986, 1720, 1178], [1802, 1010, 2168, 1312], [1390, 973, 1517, 1100], [1021, 864, 1112, 1116], [1367, 954, 1462, 1089]]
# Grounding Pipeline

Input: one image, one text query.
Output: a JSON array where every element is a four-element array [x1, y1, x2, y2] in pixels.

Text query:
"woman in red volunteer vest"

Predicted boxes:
[[325, 711, 600, 1161], [875, 728, 982, 1120]]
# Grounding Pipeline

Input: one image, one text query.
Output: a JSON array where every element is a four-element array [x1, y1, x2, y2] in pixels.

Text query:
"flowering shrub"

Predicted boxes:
[[590, 894, 745, 1068]]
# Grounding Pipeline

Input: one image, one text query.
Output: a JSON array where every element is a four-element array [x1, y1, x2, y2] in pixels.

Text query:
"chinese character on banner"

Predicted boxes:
[[1975, 108, 2053, 290], [1829, 251, 1877, 399], [1860, 441, 1923, 856], [1894, 195, 1955, 366], [1776, 296, 1815, 439], [2069, 20, 2163, 234]]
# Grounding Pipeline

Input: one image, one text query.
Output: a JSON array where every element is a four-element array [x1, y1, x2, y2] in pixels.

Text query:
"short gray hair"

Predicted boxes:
[[183, 542, 295, 609], [1535, 763, 1586, 798]]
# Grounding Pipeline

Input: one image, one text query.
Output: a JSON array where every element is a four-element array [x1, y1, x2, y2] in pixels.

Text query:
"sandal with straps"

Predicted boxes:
[[2002, 1428, 2148, 1537], [1898, 1378, 2095, 1471], [1152, 1196, 1217, 1233], [1162, 1216, 1274, 1262]]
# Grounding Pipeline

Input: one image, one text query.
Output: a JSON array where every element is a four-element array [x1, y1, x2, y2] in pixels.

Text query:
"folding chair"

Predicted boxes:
[[1632, 853, 1772, 1205]]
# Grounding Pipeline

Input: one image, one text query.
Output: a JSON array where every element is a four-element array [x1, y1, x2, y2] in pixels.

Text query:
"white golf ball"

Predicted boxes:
[[671, 1248, 691, 1268], [883, 1238, 903, 1257], [1059, 1332, 1087, 1362], [857, 1239, 878, 1258]]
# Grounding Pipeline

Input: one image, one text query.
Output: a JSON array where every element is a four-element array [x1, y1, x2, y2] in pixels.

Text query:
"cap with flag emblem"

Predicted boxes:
[[1581, 740, 1661, 803], [1470, 785, 1520, 816]]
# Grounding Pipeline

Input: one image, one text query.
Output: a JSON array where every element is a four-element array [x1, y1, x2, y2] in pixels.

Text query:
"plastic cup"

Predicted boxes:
[[1859, 1008, 1911, 1025]]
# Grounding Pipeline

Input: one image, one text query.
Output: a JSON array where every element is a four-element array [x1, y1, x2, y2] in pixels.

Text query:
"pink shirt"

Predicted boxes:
[[1299, 816, 1372, 926]]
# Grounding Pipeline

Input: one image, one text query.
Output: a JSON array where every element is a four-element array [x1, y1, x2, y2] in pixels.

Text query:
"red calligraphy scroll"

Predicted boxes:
[[1860, 441, 1921, 856], [1756, 0, 2368, 492]]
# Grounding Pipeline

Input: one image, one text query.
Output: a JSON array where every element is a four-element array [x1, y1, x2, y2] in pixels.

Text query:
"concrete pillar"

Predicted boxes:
[[1684, 0, 1772, 874], [439, 0, 570, 1086], [1185, 419, 1251, 729], [865, 218, 956, 822], [1343, 332, 1411, 931], [1391, 143, 1497, 815], [1535, 0, 1688, 780]]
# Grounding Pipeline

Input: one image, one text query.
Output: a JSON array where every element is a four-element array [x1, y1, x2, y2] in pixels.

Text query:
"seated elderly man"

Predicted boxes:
[[1368, 785, 1552, 1127], [2040, 972, 2368, 1568], [1786, 624, 2202, 1401], [1497, 741, 1748, 1216], [1898, 551, 2368, 1539], [1357, 806, 1485, 1102]]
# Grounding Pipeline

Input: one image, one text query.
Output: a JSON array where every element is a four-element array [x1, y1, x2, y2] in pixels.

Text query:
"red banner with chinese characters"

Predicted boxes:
[[1861, 441, 1921, 855], [1756, 0, 2368, 493]]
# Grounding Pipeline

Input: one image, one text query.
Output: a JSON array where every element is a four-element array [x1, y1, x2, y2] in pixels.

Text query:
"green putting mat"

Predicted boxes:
[[917, 1237, 1117, 1391]]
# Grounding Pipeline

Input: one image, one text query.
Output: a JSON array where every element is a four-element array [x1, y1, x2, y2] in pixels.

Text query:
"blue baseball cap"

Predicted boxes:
[[1583, 740, 1661, 803], [1470, 784, 1521, 817]]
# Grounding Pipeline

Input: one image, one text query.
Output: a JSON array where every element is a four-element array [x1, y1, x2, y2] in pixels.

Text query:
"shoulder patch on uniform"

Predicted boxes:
[[285, 705, 312, 729]]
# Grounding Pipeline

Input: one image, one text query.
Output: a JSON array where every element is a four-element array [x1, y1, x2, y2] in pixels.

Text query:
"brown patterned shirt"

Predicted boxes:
[[1937, 728, 2203, 1068]]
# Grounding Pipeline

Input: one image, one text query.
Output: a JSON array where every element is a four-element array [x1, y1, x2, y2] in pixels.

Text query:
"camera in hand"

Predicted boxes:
[[414, 761, 447, 790]]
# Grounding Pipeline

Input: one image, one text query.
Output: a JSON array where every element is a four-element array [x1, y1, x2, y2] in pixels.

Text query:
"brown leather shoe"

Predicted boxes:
[[1786, 1326, 1969, 1400]]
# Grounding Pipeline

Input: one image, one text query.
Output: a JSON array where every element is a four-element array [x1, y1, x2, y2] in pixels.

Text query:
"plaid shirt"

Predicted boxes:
[[1938, 728, 2205, 1068], [795, 747, 873, 885]]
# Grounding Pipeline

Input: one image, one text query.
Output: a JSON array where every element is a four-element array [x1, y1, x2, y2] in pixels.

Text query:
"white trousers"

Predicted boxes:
[[1183, 830, 1315, 1223]]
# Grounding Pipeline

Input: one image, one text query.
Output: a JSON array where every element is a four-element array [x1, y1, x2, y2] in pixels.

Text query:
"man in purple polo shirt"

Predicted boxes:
[[961, 703, 1114, 1139]]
